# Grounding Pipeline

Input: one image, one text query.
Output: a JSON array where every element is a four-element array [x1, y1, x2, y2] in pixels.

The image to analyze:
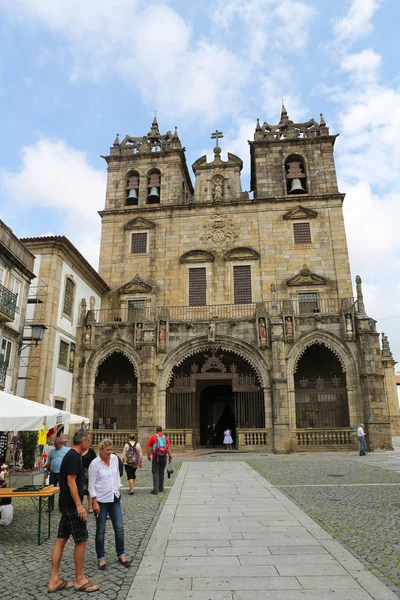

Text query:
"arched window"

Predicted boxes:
[[63, 276, 75, 319], [126, 170, 140, 206], [285, 154, 307, 195], [147, 169, 161, 204]]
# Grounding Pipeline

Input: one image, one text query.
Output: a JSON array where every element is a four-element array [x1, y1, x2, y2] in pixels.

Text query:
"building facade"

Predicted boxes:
[[72, 110, 399, 452], [17, 236, 109, 413], [0, 220, 35, 393]]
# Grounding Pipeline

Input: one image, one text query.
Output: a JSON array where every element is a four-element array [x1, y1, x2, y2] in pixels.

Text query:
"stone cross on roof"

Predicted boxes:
[[211, 130, 224, 147]]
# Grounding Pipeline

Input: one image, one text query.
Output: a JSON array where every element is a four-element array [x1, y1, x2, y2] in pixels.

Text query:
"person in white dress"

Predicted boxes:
[[223, 427, 233, 450]]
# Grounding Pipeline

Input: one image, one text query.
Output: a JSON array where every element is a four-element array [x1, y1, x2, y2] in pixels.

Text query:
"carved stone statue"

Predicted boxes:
[[213, 181, 222, 201], [84, 307, 96, 348], [208, 321, 216, 342], [159, 321, 166, 351], [135, 323, 143, 345], [285, 316, 294, 342], [258, 318, 267, 347], [345, 314, 353, 334]]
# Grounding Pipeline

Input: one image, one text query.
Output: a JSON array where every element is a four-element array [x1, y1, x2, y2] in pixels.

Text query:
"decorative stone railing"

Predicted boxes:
[[90, 430, 135, 449], [164, 429, 193, 450], [237, 429, 268, 448], [295, 428, 355, 449]]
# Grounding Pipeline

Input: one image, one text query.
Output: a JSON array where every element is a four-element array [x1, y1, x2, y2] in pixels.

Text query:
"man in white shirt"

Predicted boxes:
[[89, 438, 130, 570], [0, 498, 13, 526], [357, 423, 367, 456]]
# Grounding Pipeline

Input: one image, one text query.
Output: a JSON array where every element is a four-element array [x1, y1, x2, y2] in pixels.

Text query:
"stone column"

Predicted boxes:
[[270, 315, 291, 453]]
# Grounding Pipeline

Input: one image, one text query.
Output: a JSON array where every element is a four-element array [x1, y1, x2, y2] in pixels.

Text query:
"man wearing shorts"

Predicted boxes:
[[47, 429, 100, 593]]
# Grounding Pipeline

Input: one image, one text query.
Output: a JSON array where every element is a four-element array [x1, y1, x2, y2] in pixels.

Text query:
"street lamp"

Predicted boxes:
[[21, 324, 47, 350]]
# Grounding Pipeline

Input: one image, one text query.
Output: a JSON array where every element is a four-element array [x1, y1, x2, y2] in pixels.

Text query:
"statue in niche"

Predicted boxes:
[[159, 321, 166, 351], [135, 323, 143, 345], [285, 316, 294, 342], [213, 179, 223, 201], [258, 318, 267, 348], [84, 306, 96, 348], [208, 321, 216, 342], [345, 314, 353, 334]]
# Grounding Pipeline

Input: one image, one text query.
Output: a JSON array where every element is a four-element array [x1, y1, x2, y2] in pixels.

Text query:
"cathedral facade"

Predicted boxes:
[[72, 108, 399, 452]]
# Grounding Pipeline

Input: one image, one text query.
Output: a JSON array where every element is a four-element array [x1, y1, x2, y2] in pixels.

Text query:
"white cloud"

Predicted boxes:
[[340, 49, 382, 84], [0, 138, 105, 267], [334, 0, 381, 43]]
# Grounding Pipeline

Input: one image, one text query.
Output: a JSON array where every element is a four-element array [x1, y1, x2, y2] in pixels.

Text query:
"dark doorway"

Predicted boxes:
[[199, 384, 235, 446], [294, 344, 349, 429]]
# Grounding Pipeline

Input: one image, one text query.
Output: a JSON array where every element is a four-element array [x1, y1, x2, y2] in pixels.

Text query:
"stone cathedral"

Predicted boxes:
[[72, 107, 399, 453]]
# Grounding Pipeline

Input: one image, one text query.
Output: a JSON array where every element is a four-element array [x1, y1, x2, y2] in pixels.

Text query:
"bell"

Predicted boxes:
[[289, 178, 306, 194], [147, 186, 160, 202], [126, 189, 138, 204]]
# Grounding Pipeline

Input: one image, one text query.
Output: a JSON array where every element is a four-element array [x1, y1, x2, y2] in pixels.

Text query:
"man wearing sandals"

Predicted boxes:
[[47, 429, 100, 593]]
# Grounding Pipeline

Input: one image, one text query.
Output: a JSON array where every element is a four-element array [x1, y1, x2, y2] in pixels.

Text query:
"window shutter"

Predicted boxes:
[[63, 278, 75, 317], [131, 233, 147, 254], [189, 268, 206, 306], [58, 340, 69, 367], [234, 265, 252, 304], [293, 222, 311, 244]]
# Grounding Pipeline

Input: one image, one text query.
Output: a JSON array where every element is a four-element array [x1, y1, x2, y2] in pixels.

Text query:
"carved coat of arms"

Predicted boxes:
[[201, 209, 237, 254]]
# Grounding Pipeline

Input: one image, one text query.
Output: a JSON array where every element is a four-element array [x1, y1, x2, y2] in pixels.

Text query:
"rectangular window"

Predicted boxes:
[[131, 233, 147, 254], [0, 265, 5, 285], [298, 293, 319, 314], [0, 338, 13, 367], [127, 299, 146, 321], [234, 265, 252, 304], [63, 278, 75, 318], [293, 222, 311, 244], [54, 399, 65, 410], [189, 268, 206, 306], [128, 299, 145, 310], [9, 277, 21, 306], [58, 340, 69, 367]]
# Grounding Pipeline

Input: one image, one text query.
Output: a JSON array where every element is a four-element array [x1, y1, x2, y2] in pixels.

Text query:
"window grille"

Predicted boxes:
[[58, 340, 69, 367], [234, 265, 252, 304], [63, 278, 75, 317], [131, 233, 147, 254], [189, 268, 206, 306], [293, 222, 311, 244], [298, 293, 319, 314]]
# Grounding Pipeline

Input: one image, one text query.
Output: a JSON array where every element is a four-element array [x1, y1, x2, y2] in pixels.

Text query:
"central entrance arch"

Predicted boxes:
[[166, 349, 265, 447]]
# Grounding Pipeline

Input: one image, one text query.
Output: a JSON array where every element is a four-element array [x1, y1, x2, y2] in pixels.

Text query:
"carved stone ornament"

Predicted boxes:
[[201, 209, 238, 255], [118, 274, 152, 295], [283, 205, 318, 220], [124, 216, 155, 231], [286, 264, 327, 287], [201, 352, 226, 373], [180, 249, 215, 264], [223, 247, 260, 261]]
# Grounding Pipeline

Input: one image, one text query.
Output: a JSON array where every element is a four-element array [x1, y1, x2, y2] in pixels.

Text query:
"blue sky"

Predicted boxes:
[[0, 0, 399, 362]]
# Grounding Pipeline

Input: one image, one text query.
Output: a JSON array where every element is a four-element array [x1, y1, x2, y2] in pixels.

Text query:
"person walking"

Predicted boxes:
[[122, 433, 142, 495], [82, 444, 97, 513], [358, 423, 367, 456], [45, 437, 69, 512], [146, 426, 172, 495], [47, 429, 100, 594], [223, 426, 233, 450], [89, 438, 131, 570]]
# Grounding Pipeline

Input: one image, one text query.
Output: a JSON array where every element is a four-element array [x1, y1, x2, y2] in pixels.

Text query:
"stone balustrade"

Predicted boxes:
[[295, 428, 355, 450], [237, 429, 269, 449], [164, 429, 193, 450]]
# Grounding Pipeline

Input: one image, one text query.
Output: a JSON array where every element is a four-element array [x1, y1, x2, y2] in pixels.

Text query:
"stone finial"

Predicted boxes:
[[381, 333, 393, 358], [320, 113, 326, 126], [113, 133, 120, 147], [280, 102, 289, 124], [355, 275, 366, 314], [173, 126, 179, 138], [255, 118, 261, 131]]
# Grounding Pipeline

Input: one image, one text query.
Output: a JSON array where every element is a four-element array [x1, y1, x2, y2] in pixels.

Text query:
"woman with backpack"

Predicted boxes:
[[122, 434, 142, 495]]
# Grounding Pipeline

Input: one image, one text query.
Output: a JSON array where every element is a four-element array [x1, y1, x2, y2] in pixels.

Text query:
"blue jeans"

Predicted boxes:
[[49, 471, 60, 509], [358, 436, 366, 455], [95, 496, 125, 560]]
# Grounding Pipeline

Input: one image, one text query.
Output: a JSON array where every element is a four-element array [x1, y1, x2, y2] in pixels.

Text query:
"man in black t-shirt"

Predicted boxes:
[[47, 429, 100, 594]]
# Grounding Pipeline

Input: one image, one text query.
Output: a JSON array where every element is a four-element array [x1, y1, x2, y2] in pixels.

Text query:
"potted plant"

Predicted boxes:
[[9, 432, 46, 487]]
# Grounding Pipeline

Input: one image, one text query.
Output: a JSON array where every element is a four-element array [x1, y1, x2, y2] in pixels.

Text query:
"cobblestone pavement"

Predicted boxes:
[[0, 462, 180, 600], [246, 452, 400, 598]]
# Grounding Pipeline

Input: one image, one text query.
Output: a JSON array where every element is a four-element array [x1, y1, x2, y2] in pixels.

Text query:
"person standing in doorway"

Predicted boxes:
[[122, 434, 142, 495], [357, 423, 367, 456], [89, 439, 131, 570], [47, 429, 100, 594], [45, 437, 69, 512], [146, 426, 172, 495], [223, 426, 233, 450]]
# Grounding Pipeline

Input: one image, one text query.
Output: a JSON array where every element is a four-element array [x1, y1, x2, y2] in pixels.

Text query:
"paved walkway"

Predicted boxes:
[[128, 461, 398, 600]]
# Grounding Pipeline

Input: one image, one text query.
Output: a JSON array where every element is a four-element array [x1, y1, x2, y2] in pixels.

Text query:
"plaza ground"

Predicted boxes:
[[1, 442, 400, 598]]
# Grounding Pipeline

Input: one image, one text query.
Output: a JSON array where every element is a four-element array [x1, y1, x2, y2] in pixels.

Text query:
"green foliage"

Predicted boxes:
[[20, 431, 38, 469]]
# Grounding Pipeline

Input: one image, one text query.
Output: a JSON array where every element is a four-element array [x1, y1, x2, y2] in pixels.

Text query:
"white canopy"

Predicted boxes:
[[70, 413, 90, 425], [0, 391, 71, 431]]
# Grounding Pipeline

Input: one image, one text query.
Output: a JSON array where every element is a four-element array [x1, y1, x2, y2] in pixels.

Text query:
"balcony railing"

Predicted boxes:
[[0, 358, 8, 388], [93, 298, 356, 325], [0, 282, 17, 322]]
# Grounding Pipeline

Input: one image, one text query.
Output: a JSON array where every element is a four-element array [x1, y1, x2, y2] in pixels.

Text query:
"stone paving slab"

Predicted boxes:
[[126, 461, 398, 599]]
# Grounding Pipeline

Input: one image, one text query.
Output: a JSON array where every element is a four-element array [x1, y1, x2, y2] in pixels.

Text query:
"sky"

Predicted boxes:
[[0, 0, 399, 362]]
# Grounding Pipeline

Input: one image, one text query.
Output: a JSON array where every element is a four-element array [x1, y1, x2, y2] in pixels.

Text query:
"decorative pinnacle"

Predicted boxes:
[[113, 133, 120, 146], [280, 101, 288, 123], [320, 113, 326, 126], [256, 118, 261, 131]]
